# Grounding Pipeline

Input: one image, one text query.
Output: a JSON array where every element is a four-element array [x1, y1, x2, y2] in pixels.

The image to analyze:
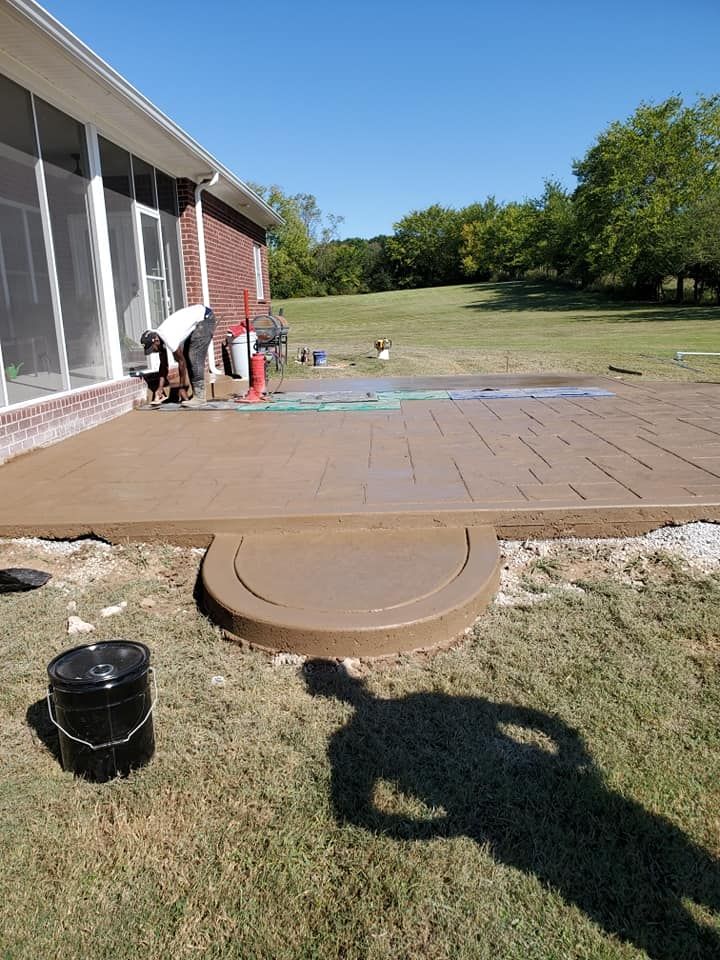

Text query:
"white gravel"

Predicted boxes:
[[496, 521, 720, 607], [7, 536, 112, 556]]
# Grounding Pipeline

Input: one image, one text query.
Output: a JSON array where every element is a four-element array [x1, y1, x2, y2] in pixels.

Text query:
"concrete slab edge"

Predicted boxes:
[[1, 503, 718, 547]]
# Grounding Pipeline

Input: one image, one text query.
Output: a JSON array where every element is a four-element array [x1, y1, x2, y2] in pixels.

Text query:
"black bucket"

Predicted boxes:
[[47, 640, 155, 782]]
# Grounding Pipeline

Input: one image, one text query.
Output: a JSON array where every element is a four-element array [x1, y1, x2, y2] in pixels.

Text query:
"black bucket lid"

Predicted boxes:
[[48, 641, 150, 691]]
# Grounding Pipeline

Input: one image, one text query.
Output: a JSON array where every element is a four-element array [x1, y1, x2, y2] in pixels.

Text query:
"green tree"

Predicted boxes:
[[530, 180, 576, 278], [361, 235, 395, 292], [461, 200, 538, 280], [572, 96, 720, 298], [457, 198, 499, 280], [682, 187, 720, 301], [387, 205, 465, 288], [314, 240, 365, 295], [250, 184, 343, 298]]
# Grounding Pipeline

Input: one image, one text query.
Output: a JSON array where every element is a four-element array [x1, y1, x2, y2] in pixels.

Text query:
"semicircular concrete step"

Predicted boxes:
[[201, 526, 500, 658]]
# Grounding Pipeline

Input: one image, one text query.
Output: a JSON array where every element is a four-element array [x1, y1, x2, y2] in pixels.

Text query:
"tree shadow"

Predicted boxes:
[[26, 697, 62, 765], [303, 661, 720, 960], [463, 282, 720, 322]]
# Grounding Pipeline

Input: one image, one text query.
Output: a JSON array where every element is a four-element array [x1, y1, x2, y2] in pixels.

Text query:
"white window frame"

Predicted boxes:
[[30, 91, 72, 394], [253, 242, 265, 301], [134, 202, 170, 326]]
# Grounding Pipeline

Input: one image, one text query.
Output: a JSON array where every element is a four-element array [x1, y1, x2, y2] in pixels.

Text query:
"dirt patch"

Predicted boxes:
[[0, 537, 205, 624]]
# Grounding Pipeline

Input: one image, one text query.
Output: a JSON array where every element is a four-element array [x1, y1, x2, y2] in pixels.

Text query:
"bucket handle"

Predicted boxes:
[[46, 667, 158, 751]]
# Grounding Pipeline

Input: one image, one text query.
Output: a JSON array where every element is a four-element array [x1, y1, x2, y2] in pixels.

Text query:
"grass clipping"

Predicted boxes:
[[0, 530, 719, 960]]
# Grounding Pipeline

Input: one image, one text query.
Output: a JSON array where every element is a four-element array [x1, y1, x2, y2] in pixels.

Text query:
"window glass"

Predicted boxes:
[[35, 97, 108, 388], [132, 155, 156, 208], [99, 136, 132, 199], [157, 171, 184, 314], [253, 243, 265, 301], [139, 212, 168, 328], [99, 136, 145, 371], [0, 73, 63, 405], [141, 214, 163, 277], [156, 170, 176, 216]]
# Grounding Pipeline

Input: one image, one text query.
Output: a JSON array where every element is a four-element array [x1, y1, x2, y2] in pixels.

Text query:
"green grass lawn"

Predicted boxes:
[[1, 539, 718, 959], [275, 281, 720, 381]]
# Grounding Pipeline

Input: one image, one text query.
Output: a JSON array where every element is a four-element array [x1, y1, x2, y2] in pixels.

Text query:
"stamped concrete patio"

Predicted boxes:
[[3, 372, 719, 657], [1, 373, 719, 543]]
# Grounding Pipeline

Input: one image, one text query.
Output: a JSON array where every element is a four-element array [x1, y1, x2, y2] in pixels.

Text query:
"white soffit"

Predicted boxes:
[[0, 0, 282, 229]]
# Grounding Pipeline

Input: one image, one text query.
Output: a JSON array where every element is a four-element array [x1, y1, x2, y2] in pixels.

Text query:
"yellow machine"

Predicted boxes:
[[375, 337, 392, 359]]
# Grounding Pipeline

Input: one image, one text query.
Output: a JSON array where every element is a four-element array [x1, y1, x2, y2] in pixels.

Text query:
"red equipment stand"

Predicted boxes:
[[237, 288, 267, 404]]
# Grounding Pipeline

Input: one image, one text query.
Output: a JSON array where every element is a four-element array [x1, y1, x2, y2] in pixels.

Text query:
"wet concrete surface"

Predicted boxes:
[[268, 372, 602, 394], [1, 374, 720, 544], [202, 526, 501, 657]]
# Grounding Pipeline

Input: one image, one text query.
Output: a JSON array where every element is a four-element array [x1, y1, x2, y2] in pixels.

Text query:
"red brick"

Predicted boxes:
[[0, 378, 145, 464]]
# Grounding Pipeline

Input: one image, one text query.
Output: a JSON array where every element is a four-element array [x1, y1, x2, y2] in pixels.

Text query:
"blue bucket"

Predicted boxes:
[[313, 350, 327, 367]]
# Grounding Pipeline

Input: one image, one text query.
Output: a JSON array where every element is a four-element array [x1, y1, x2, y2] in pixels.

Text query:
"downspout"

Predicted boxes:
[[194, 172, 220, 374]]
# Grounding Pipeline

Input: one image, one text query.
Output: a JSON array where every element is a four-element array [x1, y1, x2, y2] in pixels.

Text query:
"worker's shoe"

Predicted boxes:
[[181, 385, 206, 408]]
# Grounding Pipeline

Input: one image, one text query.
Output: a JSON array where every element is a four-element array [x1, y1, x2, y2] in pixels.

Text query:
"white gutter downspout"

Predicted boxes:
[[195, 172, 221, 374]]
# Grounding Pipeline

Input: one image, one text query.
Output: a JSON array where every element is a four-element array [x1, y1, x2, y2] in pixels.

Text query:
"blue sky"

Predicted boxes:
[[43, 0, 720, 238]]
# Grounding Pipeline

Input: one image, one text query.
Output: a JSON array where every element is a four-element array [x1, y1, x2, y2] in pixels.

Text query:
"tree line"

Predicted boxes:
[[253, 94, 720, 303]]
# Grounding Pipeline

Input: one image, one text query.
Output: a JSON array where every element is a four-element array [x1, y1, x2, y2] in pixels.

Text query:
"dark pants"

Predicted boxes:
[[183, 311, 217, 393]]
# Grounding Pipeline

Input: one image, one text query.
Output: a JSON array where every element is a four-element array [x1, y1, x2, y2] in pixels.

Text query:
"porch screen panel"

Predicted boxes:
[[0, 73, 62, 406], [35, 98, 108, 388], [99, 136, 146, 372], [132, 156, 156, 208], [156, 171, 185, 314]]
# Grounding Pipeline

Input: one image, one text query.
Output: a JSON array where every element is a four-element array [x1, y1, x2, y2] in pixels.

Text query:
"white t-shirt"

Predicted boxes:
[[155, 304, 209, 353]]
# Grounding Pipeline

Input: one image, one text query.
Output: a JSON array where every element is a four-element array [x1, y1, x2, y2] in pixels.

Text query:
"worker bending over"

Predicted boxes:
[[140, 305, 216, 408]]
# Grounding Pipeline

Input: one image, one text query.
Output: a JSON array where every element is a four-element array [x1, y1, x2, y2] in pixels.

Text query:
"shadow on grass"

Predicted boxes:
[[464, 282, 720, 323], [26, 697, 62, 765], [303, 661, 720, 960]]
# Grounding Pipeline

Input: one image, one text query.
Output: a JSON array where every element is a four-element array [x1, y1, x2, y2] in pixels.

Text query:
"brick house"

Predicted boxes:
[[0, 0, 282, 463]]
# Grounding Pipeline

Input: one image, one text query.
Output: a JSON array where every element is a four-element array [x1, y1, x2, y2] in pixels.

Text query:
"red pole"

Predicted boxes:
[[236, 287, 265, 402], [243, 289, 252, 384]]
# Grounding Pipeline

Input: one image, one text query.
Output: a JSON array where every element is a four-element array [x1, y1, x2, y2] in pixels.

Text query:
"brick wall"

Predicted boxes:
[[177, 179, 271, 366], [0, 378, 146, 465], [177, 179, 203, 305]]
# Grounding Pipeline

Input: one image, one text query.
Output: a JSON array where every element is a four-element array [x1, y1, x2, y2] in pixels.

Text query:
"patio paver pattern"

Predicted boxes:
[[1, 375, 720, 542]]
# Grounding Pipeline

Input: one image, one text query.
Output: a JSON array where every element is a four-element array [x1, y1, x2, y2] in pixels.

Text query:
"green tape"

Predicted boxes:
[[234, 399, 400, 413], [318, 401, 400, 411], [377, 390, 450, 401]]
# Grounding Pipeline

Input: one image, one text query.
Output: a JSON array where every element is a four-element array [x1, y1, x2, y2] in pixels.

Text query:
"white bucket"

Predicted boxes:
[[230, 332, 258, 379]]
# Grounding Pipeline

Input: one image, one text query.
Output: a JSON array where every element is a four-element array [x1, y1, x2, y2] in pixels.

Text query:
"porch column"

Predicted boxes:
[[85, 123, 124, 380]]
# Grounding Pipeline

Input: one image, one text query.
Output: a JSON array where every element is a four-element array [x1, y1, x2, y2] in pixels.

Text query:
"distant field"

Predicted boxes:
[[275, 281, 720, 381]]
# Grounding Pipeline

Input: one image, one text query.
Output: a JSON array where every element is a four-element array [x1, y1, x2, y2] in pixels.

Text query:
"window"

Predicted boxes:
[[253, 243, 265, 301], [0, 69, 188, 405], [139, 209, 167, 328], [34, 97, 108, 388], [99, 136, 145, 371], [132, 155, 156, 208], [156, 171, 184, 315], [99, 139, 185, 372], [0, 73, 63, 405]]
